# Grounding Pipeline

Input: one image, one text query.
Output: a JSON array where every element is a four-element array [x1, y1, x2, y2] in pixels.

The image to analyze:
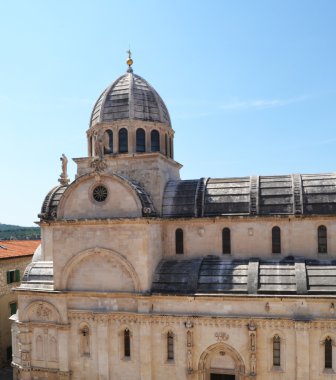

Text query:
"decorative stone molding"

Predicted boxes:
[[185, 320, 194, 329], [197, 343, 246, 380], [89, 157, 107, 173], [21, 300, 62, 324], [214, 332, 229, 342], [67, 312, 336, 333], [36, 303, 51, 320], [61, 247, 141, 292]]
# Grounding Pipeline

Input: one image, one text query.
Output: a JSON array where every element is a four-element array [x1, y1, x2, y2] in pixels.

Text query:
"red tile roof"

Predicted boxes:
[[0, 240, 40, 260]]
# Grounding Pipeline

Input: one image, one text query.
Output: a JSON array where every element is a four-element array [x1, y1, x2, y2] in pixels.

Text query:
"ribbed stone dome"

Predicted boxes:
[[90, 71, 171, 128]]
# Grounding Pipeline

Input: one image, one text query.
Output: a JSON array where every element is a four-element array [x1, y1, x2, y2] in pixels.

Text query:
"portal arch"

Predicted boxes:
[[198, 343, 246, 380]]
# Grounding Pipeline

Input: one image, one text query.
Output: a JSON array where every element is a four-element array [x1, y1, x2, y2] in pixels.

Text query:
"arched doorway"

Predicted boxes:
[[198, 343, 245, 380]]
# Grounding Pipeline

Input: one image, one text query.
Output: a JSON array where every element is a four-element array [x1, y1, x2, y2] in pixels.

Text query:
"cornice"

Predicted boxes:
[[67, 311, 336, 329]]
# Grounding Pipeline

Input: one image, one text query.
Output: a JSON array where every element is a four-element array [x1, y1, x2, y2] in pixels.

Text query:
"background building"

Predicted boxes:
[[11, 59, 336, 380], [0, 240, 39, 367]]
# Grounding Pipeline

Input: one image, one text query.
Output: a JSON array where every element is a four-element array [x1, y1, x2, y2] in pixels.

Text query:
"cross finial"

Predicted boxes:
[[126, 49, 133, 72]]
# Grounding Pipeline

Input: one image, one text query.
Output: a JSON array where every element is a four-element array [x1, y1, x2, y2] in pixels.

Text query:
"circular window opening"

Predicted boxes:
[[92, 185, 108, 202]]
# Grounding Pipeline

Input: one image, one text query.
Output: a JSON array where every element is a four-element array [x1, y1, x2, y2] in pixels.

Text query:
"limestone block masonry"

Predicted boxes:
[[11, 61, 336, 380]]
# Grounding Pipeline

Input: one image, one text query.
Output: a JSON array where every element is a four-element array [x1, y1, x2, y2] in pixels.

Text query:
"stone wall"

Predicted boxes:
[[0, 256, 33, 367]]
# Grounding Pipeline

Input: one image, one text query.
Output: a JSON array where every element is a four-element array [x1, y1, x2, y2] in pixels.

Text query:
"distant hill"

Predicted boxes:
[[0, 224, 40, 240]]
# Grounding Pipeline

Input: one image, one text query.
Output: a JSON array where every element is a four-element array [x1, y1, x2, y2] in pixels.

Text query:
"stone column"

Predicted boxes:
[[88, 134, 92, 156], [58, 325, 70, 377], [18, 324, 32, 380], [248, 320, 257, 377], [295, 321, 310, 380], [97, 316, 109, 380], [185, 319, 194, 377], [139, 321, 152, 380], [146, 127, 151, 153]]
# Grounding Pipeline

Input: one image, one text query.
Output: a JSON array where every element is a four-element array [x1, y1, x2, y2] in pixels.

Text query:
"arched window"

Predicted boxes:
[[273, 335, 281, 367], [169, 137, 173, 158], [222, 228, 231, 254], [49, 337, 57, 361], [165, 134, 168, 157], [104, 129, 113, 154], [136, 128, 146, 152], [272, 226, 281, 254], [175, 228, 184, 254], [318, 225, 327, 253], [325, 337, 333, 369], [124, 329, 131, 357], [167, 331, 174, 361], [151, 130, 160, 152], [80, 326, 90, 356], [119, 128, 128, 153]]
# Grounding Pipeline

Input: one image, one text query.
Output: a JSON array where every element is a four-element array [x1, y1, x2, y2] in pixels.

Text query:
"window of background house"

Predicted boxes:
[[7, 269, 20, 284], [9, 302, 17, 316]]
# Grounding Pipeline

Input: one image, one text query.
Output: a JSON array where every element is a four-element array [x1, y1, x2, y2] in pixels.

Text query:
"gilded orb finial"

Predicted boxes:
[[126, 49, 133, 72]]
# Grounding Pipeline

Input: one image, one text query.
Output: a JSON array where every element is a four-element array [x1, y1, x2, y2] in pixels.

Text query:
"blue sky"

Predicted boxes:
[[1, 0, 336, 226]]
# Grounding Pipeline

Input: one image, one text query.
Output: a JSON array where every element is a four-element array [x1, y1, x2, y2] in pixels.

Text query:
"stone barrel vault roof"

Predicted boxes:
[[162, 173, 336, 217], [20, 261, 54, 290], [90, 71, 171, 128], [152, 255, 336, 295]]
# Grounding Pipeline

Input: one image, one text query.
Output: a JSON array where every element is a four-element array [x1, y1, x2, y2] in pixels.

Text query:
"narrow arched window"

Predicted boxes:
[[272, 226, 281, 254], [165, 134, 168, 156], [169, 137, 173, 158], [167, 331, 174, 360], [104, 129, 113, 154], [136, 128, 146, 152], [175, 228, 184, 254], [273, 335, 281, 367], [124, 329, 131, 357], [325, 337, 333, 369], [318, 225, 327, 253], [151, 130, 160, 152], [119, 128, 128, 153], [222, 228, 231, 254], [80, 326, 90, 356]]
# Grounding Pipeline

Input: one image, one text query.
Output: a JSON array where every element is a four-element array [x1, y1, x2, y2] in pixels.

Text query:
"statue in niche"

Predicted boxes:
[[250, 332, 256, 352], [250, 353, 256, 375], [94, 132, 104, 160], [187, 349, 193, 373]]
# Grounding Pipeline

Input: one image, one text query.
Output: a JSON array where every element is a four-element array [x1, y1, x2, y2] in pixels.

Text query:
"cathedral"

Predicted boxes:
[[11, 56, 336, 380]]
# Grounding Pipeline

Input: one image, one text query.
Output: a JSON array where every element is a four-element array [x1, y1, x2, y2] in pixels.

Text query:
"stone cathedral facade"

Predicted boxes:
[[11, 58, 336, 380]]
